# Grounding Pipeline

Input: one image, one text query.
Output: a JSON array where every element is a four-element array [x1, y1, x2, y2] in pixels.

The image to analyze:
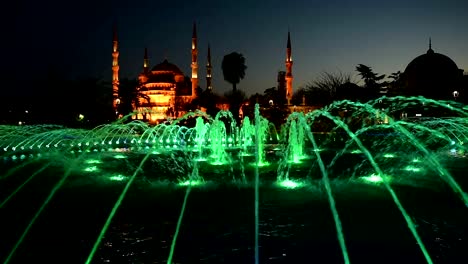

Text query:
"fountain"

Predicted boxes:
[[0, 97, 467, 263]]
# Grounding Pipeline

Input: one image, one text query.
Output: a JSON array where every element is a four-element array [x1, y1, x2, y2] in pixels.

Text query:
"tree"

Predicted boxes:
[[300, 71, 355, 105], [335, 82, 363, 102], [195, 89, 221, 118], [224, 89, 246, 123], [262, 87, 290, 128], [387, 71, 404, 96], [355, 64, 388, 99], [221, 52, 247, 92], [72, 77, 114, 126], [117, 78, 149, 119], [263, 86, 286, 106]]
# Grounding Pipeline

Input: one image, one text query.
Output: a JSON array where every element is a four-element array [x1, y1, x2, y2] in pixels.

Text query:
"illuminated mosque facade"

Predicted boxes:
[[112, 23, 211, 123], [111, 23, 296, 123]]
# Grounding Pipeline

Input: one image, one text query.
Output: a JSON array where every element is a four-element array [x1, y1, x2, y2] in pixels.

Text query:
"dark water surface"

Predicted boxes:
[[0, 153, 467, 264]]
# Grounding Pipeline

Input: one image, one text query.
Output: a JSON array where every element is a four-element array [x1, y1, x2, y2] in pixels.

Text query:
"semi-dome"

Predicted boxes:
[[403, 43, 462, 99], [151, 59, 183, 74]]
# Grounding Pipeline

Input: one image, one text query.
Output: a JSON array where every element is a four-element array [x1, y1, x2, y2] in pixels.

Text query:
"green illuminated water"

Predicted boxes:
[[85, 153, 152, 264], [0, 163, 50, 209], [254, 104, 261, 264], [0, 97, 467, 263], [3, 157, 84, 264]]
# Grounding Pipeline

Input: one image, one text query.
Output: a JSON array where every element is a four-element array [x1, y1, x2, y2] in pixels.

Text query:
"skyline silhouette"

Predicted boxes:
[[5, 0, 468, 96]]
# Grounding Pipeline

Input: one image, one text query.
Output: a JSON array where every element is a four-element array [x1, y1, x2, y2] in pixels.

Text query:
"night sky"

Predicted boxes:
[[6, 0, 468, 96]]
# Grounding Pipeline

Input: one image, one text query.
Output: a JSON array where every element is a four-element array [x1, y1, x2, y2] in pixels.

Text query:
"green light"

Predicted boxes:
[[383, 153, 395, 158], [84, 166, 99, 172], [86, 154, 152, 264], [114, 154, 126, 159], [109, 174, 127, 181], [289, 158, 302, 164], [277, 179, 303, 189], [361, 174, 384, 183], [178, 180, 204, 186], [0, 163, 50, 209], [404, 166, 421, 172], [351, 149, 362, 154], [85, 159, 102, 164], [360, 174, 394, 184]]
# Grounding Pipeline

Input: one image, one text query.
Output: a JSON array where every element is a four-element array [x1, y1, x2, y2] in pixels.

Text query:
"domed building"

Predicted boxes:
[[136, 56, 193, 121], [403, 40, 464, 100], [112, 23, 213, 123]]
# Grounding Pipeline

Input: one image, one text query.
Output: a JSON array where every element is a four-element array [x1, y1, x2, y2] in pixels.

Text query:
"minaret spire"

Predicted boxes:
[[191, 22, 198, 98], [192, 21, 197, 39], [206, 44, 212, 91], [112, 23, 120, 112], [285, 30, 293, 105], [427, 37, 434, 54], [143, 47, 149, 73]]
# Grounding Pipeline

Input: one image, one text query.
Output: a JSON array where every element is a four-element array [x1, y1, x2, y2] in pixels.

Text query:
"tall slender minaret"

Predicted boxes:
[[112, 24, 120, 110], [206, 44, 212, 91], [285, 31, 293, 105], [191, 22, 198, 98], [143, 47, 149, 73]]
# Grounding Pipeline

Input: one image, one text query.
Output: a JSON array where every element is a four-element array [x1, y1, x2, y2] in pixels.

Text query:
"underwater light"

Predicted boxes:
[[178, 180, 204, 186], [109, 175, 127, 181], [361, 174, 384, 183], [85, 159, 102, 164], [404, 166, 421, 172], [360, 174, 393, 184], [84, 166, 99, 172], [277, 179, 303, 189]]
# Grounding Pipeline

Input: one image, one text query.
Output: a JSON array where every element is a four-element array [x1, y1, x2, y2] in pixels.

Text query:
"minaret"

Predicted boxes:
[[112, 24, 120, 111], [191, 22, 198, 98], [285, 31, 293, 105], [206, 44, 212, 91], [143, 47, 149, 73]]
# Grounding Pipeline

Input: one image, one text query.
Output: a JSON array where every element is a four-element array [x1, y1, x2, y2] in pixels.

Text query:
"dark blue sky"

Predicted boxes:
[[6, 0, 468, 96]]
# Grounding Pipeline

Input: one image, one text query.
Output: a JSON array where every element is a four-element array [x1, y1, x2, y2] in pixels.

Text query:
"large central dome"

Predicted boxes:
[[151, 59, 183, 74], [403, 44, 462, 99]]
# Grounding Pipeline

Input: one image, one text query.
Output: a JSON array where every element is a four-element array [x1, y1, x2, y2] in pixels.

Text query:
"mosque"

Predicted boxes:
[[111, 23, 206, 123], [402, 39, 465, 101], [111, 23, 295, 123], [110, 22, 465, 124]]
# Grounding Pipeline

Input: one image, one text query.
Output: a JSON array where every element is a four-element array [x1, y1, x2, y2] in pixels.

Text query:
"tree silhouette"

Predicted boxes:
[[356, 64, 388, 99], [224, 89, 246, 123], [72, 77, 114, 126], [117, 78, 149, 119], [221, 52, 247, 92], [198, 89, 221, 117], [387, 70, 404, 96], [301, 71, 354, 105]]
